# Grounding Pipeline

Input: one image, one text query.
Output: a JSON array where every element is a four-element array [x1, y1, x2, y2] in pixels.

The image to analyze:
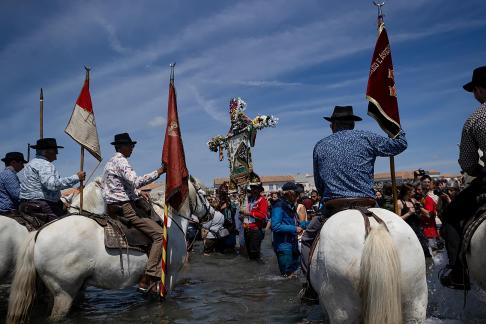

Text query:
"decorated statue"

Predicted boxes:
[[208, 97, 278, 195]]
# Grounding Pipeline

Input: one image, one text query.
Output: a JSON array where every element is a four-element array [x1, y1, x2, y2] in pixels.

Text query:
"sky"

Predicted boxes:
[[1, 0, 485, 186]]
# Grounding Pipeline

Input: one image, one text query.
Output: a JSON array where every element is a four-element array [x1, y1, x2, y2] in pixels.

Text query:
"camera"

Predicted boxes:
[[433, 189, 447, 196], [414, 202, 422, 212]]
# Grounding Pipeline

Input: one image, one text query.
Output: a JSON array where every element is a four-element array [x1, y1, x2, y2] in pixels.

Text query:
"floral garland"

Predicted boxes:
[[251, 115, 279, 130], [207, 135, 227, 152]]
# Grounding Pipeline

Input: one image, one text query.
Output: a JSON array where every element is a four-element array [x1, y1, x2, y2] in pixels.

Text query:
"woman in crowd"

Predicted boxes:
[[397, 183, 432, 257], [414, 183, 439, 248]]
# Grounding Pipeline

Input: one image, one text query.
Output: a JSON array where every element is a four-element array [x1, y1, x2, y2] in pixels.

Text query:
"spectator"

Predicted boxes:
[[397, 184, 432, 257], [419, 175, 440, 249], [241, 182, 268, 261], [381, 183, 394, 212], [271, 182, 308, 277]]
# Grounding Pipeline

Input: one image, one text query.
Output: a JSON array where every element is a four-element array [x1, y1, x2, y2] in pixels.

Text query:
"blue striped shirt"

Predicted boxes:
[[0, 166, 20, 212], [313, 129, 407, 201], [18, 156, 79, 202]]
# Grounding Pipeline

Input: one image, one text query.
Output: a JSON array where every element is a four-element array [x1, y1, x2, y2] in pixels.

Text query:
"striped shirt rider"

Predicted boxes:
[[19, 155, 80, 202]]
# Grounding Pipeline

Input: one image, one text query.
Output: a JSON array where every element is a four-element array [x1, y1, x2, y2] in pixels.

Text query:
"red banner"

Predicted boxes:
[[366, 23, 401, 138], [162, 80, 189, 210]]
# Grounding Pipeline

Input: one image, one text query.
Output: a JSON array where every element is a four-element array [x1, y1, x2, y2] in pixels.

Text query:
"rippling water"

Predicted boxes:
[[1, 233, 486, 323]]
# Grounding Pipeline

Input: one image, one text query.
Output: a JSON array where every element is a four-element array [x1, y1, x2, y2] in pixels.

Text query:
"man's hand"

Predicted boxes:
[[140, 190, 150, 201], [296, 226, 303, 234], [77, 171, 86, 182]]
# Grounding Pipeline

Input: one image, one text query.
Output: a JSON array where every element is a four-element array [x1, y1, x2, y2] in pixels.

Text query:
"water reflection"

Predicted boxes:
[[1, 234, 486, 323]]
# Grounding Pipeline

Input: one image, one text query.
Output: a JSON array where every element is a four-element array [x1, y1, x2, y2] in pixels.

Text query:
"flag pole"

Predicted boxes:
[[160, 62, 176, 299], [79, 66, 90, 213], [372, 1, 398, 213], [40, 88, 44, 139]]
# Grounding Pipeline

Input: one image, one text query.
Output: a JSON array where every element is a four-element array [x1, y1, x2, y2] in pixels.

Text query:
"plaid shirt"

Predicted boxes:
[[458, 102, 486, 177], [313, 129, 407, 201], [19, 156, 80, 202], [0, 166, 20, 212], [102, 152, 159, 204]]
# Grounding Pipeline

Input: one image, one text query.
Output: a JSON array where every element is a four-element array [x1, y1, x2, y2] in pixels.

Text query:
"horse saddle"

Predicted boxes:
[[460, 206, 486, 257], [88, 214, 153, 254], [8, 202, 51, 232]]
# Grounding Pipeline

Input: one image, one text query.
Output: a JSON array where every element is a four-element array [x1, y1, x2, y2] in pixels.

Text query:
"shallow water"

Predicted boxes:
[[1, 233, 486, 323]]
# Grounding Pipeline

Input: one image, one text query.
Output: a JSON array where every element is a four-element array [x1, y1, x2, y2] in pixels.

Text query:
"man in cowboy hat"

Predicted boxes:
[[0, 152, 27, 214], [440, 66, 486, 290], [18, 138, 85, 221], [241, 181, 268, 261], [102, 133, 166, 293], [299, 105, 407, 303]]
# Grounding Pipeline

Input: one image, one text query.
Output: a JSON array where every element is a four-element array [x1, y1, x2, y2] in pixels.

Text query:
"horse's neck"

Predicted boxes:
[[70, 182, 106, 215]]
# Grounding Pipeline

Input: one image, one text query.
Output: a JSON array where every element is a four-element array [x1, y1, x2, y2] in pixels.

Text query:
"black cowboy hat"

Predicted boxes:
[[110, 133, 137, 146], [463, 66, 486, 92], [30, 138, 64, 150], [282, 182, 304, 193], [1, 152, 27, 163], [324, 106, 362, 122]]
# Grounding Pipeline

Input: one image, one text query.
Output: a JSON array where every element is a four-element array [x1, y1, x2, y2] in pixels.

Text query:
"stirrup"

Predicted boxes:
[[138, 281, 161, 295]]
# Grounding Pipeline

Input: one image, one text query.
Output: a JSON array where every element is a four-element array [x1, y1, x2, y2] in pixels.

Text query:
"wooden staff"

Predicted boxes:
[[79, 67, 90, 213], [390, 156, 399, 214], [40, 88, 44, 139]]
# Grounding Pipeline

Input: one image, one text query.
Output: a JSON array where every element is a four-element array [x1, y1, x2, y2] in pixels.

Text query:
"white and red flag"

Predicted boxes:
[[65, 76, 102, 161]]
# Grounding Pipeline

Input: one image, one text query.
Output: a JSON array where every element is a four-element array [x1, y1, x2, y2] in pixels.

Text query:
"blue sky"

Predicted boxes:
[[1, 0, 485, 186]]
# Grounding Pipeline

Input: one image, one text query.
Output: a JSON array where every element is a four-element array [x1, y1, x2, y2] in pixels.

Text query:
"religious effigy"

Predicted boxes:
[[207, 97, 278, 197]]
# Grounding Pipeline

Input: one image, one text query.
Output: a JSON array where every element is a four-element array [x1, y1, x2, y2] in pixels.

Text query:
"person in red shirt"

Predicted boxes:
[[241, 182, 268, 261], [419, 175, 440, 241]]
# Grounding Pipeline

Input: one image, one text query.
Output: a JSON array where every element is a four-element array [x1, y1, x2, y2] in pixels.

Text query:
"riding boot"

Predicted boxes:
[[439, 263, 470, 290], [299, 282, 319, 305]]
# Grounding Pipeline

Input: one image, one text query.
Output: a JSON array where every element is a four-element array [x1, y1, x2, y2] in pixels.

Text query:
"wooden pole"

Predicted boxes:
[[79, 147, 85, 213], [27, 143, 31, 161], [40, 88, 44, 139], [390, 156, 399, 214], [79, 66, 90, 213]]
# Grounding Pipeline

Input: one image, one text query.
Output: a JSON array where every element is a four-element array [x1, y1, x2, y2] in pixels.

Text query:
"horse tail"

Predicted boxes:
[[358, 223, 402, 324], [7, 231, 38, 324]]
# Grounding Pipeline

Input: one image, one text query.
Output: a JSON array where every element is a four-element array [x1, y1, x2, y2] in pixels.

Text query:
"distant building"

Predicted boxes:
[[293, 173, 316, 192]]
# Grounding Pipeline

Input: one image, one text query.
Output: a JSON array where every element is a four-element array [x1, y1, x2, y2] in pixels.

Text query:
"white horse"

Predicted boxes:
[[467, 215, 486, 291], [7, 177, 214, 323], [0, 216, 28, 282], [309, 208, 428, 324]]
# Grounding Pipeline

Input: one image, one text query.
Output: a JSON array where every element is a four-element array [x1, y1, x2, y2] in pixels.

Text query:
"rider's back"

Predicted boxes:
[[313, 129, 407, 201]]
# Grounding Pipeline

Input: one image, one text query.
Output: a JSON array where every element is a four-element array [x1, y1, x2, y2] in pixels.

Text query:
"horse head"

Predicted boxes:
[[182, 175, 215, 224], [68, 177, 106, 215]]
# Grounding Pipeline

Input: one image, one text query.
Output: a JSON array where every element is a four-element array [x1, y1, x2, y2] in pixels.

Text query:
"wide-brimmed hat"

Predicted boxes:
[[110, 133, 137, 146], [30, 138, 64, 150], [463, 66, 486, 92], [1, 152, 27, 163], [324, 106, 362, 122]]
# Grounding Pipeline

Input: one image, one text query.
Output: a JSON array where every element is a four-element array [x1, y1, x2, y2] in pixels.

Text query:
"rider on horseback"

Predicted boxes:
[[300, 106, 407, 302], [0, 152, 27, 215], [102, 133, 166, 293], [440, 66, 486, 290], [18, 138, 86, 223]]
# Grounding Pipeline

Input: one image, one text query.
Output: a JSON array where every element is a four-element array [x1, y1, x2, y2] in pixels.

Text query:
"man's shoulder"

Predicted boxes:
[[467, 103, 486, 125]]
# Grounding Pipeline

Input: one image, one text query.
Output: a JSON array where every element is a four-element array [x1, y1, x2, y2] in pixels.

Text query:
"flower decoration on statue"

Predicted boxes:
[[207, 135, 227, 152], [251, 115, 279, 130]]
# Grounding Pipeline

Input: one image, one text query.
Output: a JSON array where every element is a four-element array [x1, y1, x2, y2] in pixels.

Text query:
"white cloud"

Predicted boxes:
[[148, 116, 166, 127]]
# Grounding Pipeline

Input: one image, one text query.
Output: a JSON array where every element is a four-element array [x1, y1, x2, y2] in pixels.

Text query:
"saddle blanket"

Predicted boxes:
[[89, 215, 152, 253]]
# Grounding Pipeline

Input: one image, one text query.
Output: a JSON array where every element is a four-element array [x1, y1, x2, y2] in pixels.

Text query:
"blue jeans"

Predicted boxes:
[[276, 249, 300, 275]]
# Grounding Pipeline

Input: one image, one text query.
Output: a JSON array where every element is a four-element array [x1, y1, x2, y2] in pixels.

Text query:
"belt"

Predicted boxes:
[[325, 198, 376, 212]]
